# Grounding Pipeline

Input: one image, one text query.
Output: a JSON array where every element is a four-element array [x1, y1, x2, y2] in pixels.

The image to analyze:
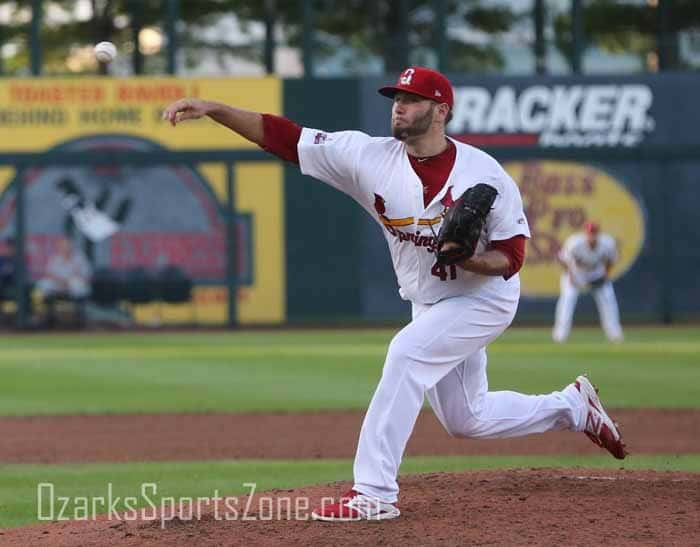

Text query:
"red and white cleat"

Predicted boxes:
[[575, 375, 628, 460], [311, 489, 400, 522]]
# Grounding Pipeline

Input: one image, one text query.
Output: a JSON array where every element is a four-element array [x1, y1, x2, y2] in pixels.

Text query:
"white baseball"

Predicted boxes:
[[94, 41, 117, 63]]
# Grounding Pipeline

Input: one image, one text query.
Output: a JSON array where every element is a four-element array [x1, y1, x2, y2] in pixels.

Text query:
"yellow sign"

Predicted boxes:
[[0, 78, 285, 324], [505, 160, 644, 298], [0, 78, 280, 150]]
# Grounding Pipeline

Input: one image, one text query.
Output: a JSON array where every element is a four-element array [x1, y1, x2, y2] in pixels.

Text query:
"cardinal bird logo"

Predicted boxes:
[[373, 193, 415, 229], [440, 186, 455, 209], [374, 193, 387, 216]]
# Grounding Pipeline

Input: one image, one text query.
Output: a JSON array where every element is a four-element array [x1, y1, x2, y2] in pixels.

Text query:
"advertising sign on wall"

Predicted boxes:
[[0, 78, 285, 324], [448, 83, 655, 148], [505, 160, 645, 298]]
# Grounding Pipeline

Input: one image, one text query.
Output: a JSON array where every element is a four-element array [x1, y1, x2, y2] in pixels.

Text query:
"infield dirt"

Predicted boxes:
[[0, 409, 698, 463]]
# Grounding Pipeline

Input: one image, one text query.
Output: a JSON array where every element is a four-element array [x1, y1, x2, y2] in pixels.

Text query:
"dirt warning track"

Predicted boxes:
[[0, 409, 698, 464]]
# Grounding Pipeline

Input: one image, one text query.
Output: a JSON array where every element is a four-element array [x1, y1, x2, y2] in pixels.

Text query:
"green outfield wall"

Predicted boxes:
[[0, 74, 698, 327]]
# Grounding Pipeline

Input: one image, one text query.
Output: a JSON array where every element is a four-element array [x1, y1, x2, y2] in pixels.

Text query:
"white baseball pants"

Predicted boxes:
[[352, 291, 587, 503], [552, 274, 623, 342]]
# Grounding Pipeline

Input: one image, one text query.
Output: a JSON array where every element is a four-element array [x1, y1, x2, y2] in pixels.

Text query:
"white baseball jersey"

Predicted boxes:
[[559, 232, 617, 285], [298, 129, 531, 305], [46, 250, 91, 284]]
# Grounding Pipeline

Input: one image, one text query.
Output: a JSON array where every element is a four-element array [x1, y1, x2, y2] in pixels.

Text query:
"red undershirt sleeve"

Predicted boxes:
[[260, 113, 302, 164], [489, 235, 527, 279]]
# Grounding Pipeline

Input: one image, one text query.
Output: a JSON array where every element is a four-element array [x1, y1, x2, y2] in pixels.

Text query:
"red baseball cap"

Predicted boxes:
[[584, 221, 600, 234], [379, 66, 454, 109]]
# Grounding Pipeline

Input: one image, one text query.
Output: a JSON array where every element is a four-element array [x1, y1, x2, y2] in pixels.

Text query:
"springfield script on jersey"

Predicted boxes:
[[385, 225, 439, 252], [373, 191, 455, 254]]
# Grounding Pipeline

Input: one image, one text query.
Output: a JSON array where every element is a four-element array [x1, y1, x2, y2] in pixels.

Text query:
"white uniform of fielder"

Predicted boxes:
[[553, 227, 623, 343]]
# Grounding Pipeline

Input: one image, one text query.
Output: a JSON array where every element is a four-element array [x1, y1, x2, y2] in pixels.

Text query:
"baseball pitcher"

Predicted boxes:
[[553, 221, 624, 343], [163, 66, 627, 522]]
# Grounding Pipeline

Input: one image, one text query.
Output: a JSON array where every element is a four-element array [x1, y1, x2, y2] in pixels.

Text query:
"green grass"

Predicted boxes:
[[1, 454, 698, 529], [1, 326, 699, 415]]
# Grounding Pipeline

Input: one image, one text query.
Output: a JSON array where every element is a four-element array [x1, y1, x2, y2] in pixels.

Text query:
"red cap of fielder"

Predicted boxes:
[[379, 66, 454, 109], [584, 221, 600, 234]]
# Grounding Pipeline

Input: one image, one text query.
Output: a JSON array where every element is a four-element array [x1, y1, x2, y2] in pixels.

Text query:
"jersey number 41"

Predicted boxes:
[[431, 262, 457, 281]]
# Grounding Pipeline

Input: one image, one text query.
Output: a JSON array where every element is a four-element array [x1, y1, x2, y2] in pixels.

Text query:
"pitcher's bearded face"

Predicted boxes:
[[391, 94, 436, 140]]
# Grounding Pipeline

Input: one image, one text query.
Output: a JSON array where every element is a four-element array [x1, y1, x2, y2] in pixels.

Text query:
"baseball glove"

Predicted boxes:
[[436, 183, 498, 266]]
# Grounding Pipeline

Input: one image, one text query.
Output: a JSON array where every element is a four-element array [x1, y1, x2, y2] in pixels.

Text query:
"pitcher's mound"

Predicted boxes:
[[4, 469, 699, 546]]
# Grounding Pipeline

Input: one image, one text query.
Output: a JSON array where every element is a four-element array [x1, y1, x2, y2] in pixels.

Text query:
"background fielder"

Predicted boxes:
[[553, 221, 624, 343], [163, 66, 627, 522]]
